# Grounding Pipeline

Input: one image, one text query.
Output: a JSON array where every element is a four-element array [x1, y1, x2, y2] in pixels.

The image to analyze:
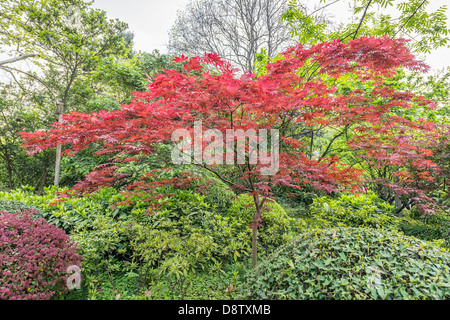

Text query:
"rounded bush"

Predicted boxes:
[[201, 179, 235, 214], [0, 209, 82, 300], [309, 192, 399, 230], [243, 228, 450, 300], [227, 194, 301, 250], [308, 193, 449, 244]]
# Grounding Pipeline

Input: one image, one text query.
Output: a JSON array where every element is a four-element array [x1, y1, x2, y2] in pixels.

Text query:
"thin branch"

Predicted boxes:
[[353, 0, 373, 40], [319, 127, 347, 160], [340, 0, 373, 42], [394, 0, 427, 38], [309, 0, 342, 16], [0, 65, 57, 103], [1, 68, 26, 92]]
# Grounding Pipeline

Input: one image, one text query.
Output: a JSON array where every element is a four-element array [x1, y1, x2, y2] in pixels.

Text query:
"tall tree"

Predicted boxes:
[[168, 0, 297, 73], [0, 0, 128, 187], [0, 77, 57, 192]]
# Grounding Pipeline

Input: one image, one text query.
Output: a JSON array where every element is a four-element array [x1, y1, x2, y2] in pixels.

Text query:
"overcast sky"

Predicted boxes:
[[92, 0, 450, 72], [92, 0, 190, 53]]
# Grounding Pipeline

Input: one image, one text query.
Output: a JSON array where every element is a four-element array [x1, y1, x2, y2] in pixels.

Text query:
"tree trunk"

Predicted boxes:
[[11, 165, 24, 190], [35, 162, 50, 195], [6, 158, 13, 190], [251, 224, 258, 268], [54, 144, 62, 187], [1, 146, 14, 190], [54, 99, 65, 187], [251, 205, 261, 269]]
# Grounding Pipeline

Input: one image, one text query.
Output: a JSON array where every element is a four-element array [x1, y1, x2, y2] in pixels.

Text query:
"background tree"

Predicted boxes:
[[0, 81, 56, 192], [281, 0, 449, 53], [0, 0, 128, 187], [57, 49, 182, 187], [168, 0, 297, 73]]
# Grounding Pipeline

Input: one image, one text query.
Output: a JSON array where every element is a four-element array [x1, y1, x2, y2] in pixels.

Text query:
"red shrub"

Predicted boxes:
[[0, 209, 81, 300]]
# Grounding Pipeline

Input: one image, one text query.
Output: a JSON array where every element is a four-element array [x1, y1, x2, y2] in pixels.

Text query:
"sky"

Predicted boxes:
[[92, 0, 190, 53], [91, 0, 450, 72]]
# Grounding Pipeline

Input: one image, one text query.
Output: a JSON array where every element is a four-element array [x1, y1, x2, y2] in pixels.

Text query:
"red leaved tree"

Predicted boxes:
[[21, 36, 439, 267]]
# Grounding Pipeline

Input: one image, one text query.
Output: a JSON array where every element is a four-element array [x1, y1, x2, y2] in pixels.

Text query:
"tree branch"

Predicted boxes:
[[340, 0, 373, 42], [0, 54, 38, 66], [394, 0, 427, 38]]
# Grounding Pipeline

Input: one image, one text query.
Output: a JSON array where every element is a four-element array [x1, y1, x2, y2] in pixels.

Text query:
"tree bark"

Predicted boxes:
[[35, 162, 51, 195], [54, 99, 65, 187], [0, 146, 14, 189], [251, 223, 258, 269], [6, 157, 13, 190], [251, 205, 261, 269], [0, 54, 37, 66]]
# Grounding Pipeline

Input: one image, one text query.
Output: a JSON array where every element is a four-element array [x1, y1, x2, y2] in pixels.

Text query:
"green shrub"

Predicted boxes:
[[200, 179, 235, 214], [0, 198, 45, 217], [227, 194, 304, 252], [243, 228, 450, 300], [308, 192, 450, 244], [0, 184, 305, 299], [398, 219, 450, 243], [309, 192, 398, 229], [273, 183, 328, 208], [64, 188, 251, 293], [0, 186, 128, 232], [123, 190, 250, 266]]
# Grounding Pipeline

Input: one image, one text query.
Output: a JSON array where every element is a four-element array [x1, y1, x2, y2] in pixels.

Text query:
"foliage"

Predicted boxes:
[[0, 198, 45, 217], [59, 146, 112, 188], [393, 68, 450, 124], [65, 187, 254, 299], [1, 0, 449, 302], [309, 191, 398, 228], [227, 194, 304, 251], [0, 0, 131, 189], [119, 187, 249, 270], [0, 183, 256, 298], [136, 50, 182, 78], [21, 36, 440, 267], [55, 260, 247, 300], [243, 228, 450, 300], [0, 209, 81, 300], [0, 83, 56, 192], [307, 192, 450, 244], [281, 0, 450, 54], [0, 186, 121, 232], [201, 178, 236, 214]]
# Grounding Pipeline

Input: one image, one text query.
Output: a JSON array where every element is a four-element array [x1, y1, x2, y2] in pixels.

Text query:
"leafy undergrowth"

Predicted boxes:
[[244, 228, 450, 300], [53, 261, 247, 300], [2, 185, 450, 300]]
